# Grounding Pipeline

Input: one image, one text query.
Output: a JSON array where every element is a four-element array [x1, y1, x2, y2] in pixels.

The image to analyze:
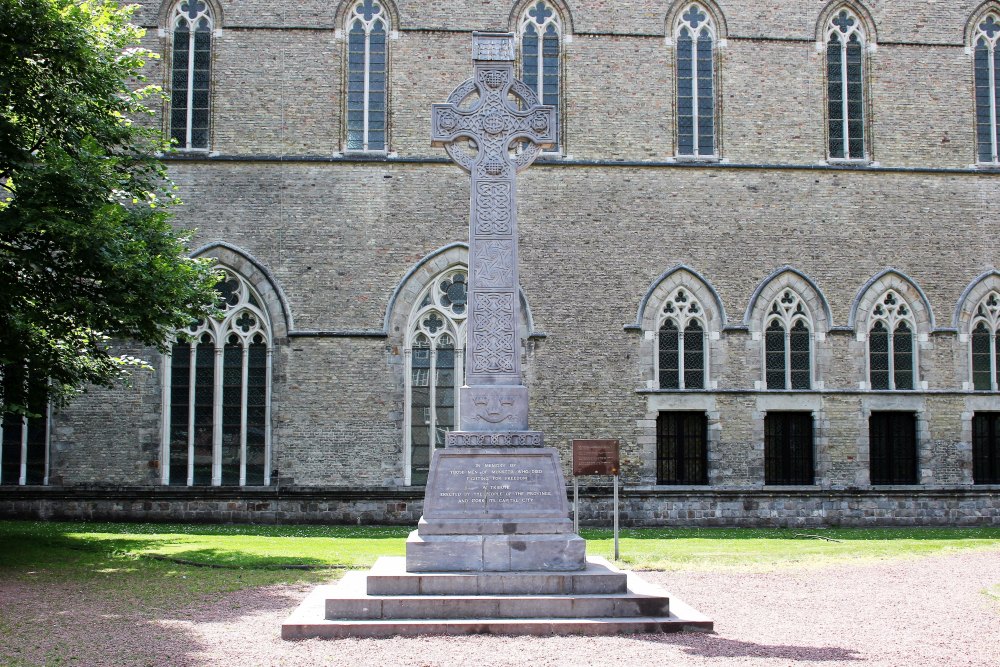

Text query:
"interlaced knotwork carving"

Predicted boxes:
[[472, 292, 515, 373], [475, 240, 514, 288]]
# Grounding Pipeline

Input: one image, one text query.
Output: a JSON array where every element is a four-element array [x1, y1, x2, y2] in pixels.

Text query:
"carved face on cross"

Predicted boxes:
[[431, 34, 557, 180]]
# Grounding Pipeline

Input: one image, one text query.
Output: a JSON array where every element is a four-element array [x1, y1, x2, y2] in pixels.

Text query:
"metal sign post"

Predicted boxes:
[[572, 439, 621, 561]]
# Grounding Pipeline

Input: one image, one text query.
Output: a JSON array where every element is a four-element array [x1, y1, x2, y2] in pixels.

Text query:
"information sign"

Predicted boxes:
[[572, 439, 620, 476]]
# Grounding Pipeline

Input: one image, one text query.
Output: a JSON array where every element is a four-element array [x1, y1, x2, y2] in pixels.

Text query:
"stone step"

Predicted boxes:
[[366, 556, 628, 596], [329, 575, 669, 620]]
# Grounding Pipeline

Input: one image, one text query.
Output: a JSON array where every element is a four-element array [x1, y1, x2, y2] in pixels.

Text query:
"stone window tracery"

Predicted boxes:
[[519, 1, 561, 152], [675, 3, 717, 157], [764, 290, 811, 390], [657, 288, 707, 389], [170, 0, 213, 150], [346, 0, 389, 152], [974, 13, 1000, 164], [163, 269, 271, 486], [405, 267, 468, 485], [868, 290, 915, 390], [825, 7, 866, 160], [971, 291, 1000, 390]]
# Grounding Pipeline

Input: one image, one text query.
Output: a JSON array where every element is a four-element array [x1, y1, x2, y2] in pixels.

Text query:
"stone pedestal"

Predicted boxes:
[[406, 446, 586, 572]]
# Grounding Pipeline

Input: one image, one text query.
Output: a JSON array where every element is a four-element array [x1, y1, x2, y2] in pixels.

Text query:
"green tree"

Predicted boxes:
[[0, 0, 219, 416]]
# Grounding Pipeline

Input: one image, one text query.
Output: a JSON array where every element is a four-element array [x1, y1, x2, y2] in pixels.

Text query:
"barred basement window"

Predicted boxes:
[[972, 412, 1000, 484], [406, 268, 467, 485], [868, 291, 915, 390], [656, 412, 708, 485], [675, 3, 717, 157], [0, 369, 48, 486], [519, 1, 561, 152], [657, 288, 707, 389], [971, 291, 1000, 390], [170, 0, 213, 150], [346, 0, 389, 152], [163, 269, 272, 486], [974, 13, 1000, 164], [764, 412, 814, 485], [826, 8, 866, 160], [869, 412, 918, 485], [764, 290, 811, 390]]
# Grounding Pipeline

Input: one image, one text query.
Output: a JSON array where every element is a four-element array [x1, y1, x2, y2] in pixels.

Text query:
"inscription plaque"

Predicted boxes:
[[572, 439, 620, 476]]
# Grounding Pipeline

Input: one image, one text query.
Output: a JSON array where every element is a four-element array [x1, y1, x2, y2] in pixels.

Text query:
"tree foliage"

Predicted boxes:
[[0, 0, 219, 416]]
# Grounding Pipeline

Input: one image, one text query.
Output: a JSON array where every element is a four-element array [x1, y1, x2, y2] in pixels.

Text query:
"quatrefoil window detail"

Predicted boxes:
[[682, 5, 707, 29], [440, 274, 467, 315], [423, 312, 444, 334], [982, 15, 1000, 40], [180, 0, 207, 20], [235, 312, 256, 333], [832, 10, 855, 33], [527, 1, 553, 25]]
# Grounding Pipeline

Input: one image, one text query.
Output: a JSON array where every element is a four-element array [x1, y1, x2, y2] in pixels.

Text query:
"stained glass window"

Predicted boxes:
[[170, 0, 213, 150], [520, 1, 561, 152], [406, 268, 468, 485], [656, 412, 708, 485], [764, 291, 811, 390], [826, 9, 866, 159], [0, 367, 48, 486], [657, 288, 707, 389], [868, 291, 916, 390], [971, 291, 1000, 391], [346, 0, 389, 152], [164, 269, 272, 486], [765, 412, 814, 485], [974, 14, 1000, 163], [972, 412, 1000, 484], [869, 412, 918, 485], [676, 3, 716, 157]]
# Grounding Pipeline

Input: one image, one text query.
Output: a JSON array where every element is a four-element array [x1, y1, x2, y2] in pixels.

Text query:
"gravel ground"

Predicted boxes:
[[2, 548, 999, 667]]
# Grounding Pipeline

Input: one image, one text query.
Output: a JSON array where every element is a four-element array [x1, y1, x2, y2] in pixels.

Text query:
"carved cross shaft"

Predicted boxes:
[[431, 32, 555, 434]]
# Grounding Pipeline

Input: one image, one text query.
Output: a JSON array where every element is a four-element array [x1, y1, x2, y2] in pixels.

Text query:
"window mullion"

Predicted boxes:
[[992, 331, 998, 392], [186, 27, 196, 149], [239, 344, 249, 486], [363, 27, 371, 152], [429, 347, 438, 453], [990, 43, 998, 163], [691, 36, 700, 155], [840, 40, 849, 156], [455, 346, 464, 427], [785, 330, 792, 390], [187, 344, 196, 486], [536, 35, 544, 103], [678, 330, 686, 390], [887, 325, 895, 391], [212, 344, 223, 486]]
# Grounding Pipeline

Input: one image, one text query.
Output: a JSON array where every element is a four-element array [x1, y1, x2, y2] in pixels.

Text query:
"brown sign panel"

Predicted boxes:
[[572, 439, 620, 476]]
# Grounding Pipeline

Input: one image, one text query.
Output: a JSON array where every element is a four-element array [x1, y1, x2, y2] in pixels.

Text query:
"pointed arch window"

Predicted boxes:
[[868, 291, 915, 390], [406, 268, 467, 485], [346, 0, 389, 152], [826, 8, 866, 160], [764, 290, 812, 390], [974, 13, 1000, 164], [675, 3, 717, 157], [163, 269, 272, 486], [519, 1, 561, 152], [657, 288, 707, 389], [170, 0, 213, 150], [971, 291, 1000, 390]]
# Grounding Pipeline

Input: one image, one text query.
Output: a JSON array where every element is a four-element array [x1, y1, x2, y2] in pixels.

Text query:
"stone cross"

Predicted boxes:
[[431, 31, 556, 437]]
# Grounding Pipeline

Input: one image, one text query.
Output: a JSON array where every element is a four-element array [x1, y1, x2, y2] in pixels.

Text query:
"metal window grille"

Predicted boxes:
[[683, 321, 705, 389], [869, 321, 890, 389], [972, 412, 1000, 484], [346, 0, 389, 152], [656, 412, 708, 485], [0, 368, 48, 486], [826, 10, 865, 160], [869, 412, 918, 485], [974, 15, 1000, 163], [658, 321, 680, 389], [170, 4, 212, 150], [764, 412, 814, 485], [789, 320, 811, 389], [972, 322, 993, 390], [893, 322, 914, 389], [765, 320, 786, 389]]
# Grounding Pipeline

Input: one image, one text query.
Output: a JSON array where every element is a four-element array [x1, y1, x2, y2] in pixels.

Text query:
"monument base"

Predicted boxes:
[[407, 445, 585, 572]]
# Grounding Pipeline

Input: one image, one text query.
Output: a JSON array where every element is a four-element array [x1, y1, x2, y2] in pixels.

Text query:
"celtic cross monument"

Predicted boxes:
[[406, 32, 585, 572]]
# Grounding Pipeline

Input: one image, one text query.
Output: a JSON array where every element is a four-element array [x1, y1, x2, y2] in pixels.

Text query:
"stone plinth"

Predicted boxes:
[[406, 446, 585, 572]]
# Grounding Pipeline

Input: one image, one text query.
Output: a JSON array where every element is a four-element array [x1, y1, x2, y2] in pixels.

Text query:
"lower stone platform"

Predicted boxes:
[[281, 556, 713, 639]]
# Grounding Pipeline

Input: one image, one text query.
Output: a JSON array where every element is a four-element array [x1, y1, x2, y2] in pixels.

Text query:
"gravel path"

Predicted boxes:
[[2, 548, 999, 666]]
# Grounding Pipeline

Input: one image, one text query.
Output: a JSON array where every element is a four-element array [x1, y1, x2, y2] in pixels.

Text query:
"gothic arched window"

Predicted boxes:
[[657, 288, 707, 389], [519, 1, 561, 152], [825, 7, 866, 160], [346, 0, 389, 152], [971, 291, 1000, 390], [974, 12, 1000, 164], [675, 3, 717, 157], [868, 290, 915, 390], [170, 0, 213, 150], [764, 290, 812, 390], [406, 267, 468, 485], [163, 269, 272, 486]]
